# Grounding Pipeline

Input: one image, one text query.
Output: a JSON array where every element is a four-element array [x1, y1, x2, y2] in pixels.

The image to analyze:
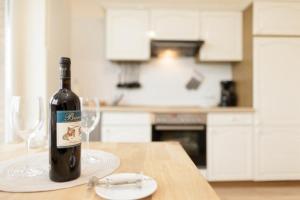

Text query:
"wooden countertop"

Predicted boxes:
[[0, 142, 220, 200], [100, 105, 254, 113]]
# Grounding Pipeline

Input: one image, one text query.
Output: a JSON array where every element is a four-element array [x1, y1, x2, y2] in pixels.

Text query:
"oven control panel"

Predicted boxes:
[[154, 113, 206, 125]]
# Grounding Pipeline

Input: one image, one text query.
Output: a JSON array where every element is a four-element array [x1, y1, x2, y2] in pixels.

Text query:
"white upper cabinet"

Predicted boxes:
[[106, 9, 150, 61], [106, 9, 242, 62], [199, 12, 243, 61], [253, 1, 300, 36], [150, 10, 200, 41]]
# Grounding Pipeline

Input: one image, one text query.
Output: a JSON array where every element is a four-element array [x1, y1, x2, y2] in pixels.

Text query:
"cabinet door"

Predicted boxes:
[[255, 126, 300, 180], [150, 10, 199, 41], [254, 38, 300, 180], [101, 125, 152, 142], [106, 9, 150, 61], [102, 112, 151, 125], [253, 1, 300, 36], [254, 38, 300, 126], [207, 126, 253, 181], [200, 12, 242, 61]]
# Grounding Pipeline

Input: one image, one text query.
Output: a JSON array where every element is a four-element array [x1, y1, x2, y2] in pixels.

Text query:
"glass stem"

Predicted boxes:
[[24, 137, 31, 172], [86, 132, 90, 158], [26, 137, 30, 155]]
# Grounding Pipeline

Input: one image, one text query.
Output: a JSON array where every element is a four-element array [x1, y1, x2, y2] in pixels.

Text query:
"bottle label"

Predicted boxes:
[[56, 110, 81, 148]]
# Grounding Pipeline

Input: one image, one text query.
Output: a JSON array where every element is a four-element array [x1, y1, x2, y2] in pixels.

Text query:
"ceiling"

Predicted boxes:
[[98, 0, 253, 11]]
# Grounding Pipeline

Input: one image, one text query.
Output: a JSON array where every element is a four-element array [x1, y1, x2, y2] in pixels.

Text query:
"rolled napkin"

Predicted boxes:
[[88, 173, 152, 189]]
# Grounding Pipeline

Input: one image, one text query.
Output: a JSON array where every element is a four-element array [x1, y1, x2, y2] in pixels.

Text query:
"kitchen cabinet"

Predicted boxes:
[[106, 9, 150, 61], [253, 1, 300, 36], [101, 112, 152, 142], [150, 10, 200, 41], [199, 12, 242, 61], [253, 37, 300, 180], [253, 37, 300, 125], [207, 113, 253, 181], [254, 126, 300, 180], [106, 9, 243, 62]]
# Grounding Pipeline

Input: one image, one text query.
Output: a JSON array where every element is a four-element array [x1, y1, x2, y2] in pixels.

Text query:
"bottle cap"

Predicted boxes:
[[60, 57, 71, 65], [60, 57, 71, 78]]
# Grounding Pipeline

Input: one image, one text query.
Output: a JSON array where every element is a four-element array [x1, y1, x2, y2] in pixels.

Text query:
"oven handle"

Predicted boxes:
[[154, 125, 205, 131]]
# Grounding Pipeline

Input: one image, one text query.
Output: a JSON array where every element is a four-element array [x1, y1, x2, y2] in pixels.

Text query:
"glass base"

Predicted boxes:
[[83, 152, 100, 164], [8, 165, 45, 178], [86, 155, 100, 163]]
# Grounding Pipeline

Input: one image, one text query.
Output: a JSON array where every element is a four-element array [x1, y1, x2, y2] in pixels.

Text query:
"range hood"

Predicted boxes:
[[151, 40, 204, 57]]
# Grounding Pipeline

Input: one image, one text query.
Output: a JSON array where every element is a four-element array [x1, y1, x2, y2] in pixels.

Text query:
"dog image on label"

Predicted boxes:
[[62, 125, 81, 142]]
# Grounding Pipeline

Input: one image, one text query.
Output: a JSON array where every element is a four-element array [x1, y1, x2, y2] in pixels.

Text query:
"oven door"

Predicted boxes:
[[152, 124, 206, 167]]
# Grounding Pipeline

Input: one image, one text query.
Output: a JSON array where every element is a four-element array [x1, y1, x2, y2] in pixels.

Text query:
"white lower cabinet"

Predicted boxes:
[[101, 126, 151, 142], [207, 113, 253, 181], [255, 126, 300, 180], [101, 112, 152, 143]]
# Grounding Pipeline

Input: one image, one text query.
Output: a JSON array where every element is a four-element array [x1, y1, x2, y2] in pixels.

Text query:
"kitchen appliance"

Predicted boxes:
[[152, 113, 206, 168], [151, 40, 204, 57], [219, 80, 237, 107]]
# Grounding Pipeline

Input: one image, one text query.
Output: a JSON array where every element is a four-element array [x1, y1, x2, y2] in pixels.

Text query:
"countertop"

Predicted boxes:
[[0, 142, 220, 200], [99, 105, 254, 113]]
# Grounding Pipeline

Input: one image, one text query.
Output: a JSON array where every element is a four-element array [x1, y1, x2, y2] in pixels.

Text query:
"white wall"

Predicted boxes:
[[46, 0, 71, 98], [71, 0, 232, 107]]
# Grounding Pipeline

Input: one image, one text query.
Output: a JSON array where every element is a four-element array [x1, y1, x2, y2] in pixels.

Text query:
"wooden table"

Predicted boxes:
[[0, 142, 220, 200]]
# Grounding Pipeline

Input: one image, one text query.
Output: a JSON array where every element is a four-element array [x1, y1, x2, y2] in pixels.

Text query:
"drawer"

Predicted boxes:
[[101, 126, 151, 142], [102, 112, 151, 125], [208, 113, 253, 126]]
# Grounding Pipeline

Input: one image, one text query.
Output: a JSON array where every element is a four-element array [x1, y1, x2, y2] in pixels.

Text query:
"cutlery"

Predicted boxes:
[[87, 173, 152, 189]]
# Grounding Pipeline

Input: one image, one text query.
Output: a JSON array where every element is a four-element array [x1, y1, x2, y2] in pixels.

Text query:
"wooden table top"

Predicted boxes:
[[0, 142, 220, 200]]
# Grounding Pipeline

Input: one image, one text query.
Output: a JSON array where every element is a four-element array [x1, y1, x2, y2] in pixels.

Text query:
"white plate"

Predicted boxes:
[[95, 173, 157, 200]]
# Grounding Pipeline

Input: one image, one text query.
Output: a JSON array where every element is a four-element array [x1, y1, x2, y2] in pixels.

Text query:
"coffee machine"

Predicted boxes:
[[219, 81, 237, 107]]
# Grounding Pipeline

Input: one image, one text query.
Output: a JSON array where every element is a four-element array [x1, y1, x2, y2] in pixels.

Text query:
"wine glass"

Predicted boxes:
[[9, 96, 45, 177], [80, 97, 100, 163]]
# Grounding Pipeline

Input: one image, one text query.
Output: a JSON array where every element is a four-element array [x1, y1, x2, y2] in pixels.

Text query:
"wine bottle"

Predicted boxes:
[[49, 57, 81, 182]]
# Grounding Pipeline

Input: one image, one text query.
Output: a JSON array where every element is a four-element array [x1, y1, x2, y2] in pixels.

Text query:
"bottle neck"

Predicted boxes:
[[60, 63, 71, 90], [60, 78, 71, 90]]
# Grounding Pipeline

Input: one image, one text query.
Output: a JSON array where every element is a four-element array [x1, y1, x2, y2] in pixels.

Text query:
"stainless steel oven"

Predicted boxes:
[[152, 113, 206, 168]]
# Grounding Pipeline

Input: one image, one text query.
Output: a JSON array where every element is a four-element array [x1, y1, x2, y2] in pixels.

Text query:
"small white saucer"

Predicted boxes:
[[95, 173, 157, 200]]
